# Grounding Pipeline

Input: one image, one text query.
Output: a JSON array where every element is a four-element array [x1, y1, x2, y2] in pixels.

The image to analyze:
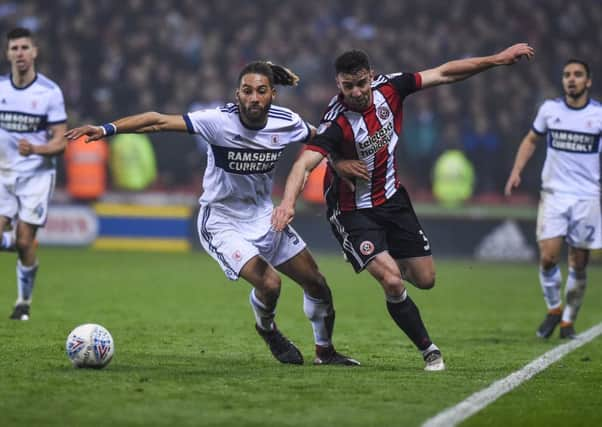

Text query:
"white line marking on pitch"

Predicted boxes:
[[422, 322, 602, 427]]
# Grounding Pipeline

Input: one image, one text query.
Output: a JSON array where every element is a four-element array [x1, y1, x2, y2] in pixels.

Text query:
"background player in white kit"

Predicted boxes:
[[66, 61, 359, 366], [0, 28, 68, 320], [505, 59, 601, 340]]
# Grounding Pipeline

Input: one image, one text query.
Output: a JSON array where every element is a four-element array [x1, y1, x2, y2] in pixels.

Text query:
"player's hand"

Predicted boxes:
[[18, 139, 34, 156], [271, 204, 295, 232], [504, 172, 521, 196], [332, 159, 369, 191], [496, 43, 535, 65], [64, 125, 104, 143]]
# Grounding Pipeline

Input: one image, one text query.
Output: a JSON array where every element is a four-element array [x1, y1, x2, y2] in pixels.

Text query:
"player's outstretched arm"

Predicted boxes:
[[504, 130, 540, 196], [65, 112, 188, 143], [420, 43, 535, 88], [272, 149, 325, 231]]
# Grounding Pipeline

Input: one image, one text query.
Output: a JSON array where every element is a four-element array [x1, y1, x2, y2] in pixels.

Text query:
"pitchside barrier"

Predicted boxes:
[[35, 201, 602, 262]]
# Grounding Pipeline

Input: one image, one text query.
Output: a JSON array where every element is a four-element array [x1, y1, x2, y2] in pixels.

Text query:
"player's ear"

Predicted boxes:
[[271, 87, 276, 100], [235, 88, 240, 102], [31, 45, 38, 60]]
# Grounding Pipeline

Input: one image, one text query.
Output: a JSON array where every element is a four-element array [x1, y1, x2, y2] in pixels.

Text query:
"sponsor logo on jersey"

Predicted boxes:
[[0, 111, 47, 132], [271, 134, 280, 145], [212, 145, 284, 174], [359, 240, 375, 255], [548, 129, 599, 153], [358, 121, 393, 157]]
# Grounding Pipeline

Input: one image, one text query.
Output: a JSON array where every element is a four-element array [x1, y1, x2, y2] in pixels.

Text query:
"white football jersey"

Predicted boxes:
[[184, 103, 311, 219], [0, 73, 67, 175], [532, 98, 602, 198]]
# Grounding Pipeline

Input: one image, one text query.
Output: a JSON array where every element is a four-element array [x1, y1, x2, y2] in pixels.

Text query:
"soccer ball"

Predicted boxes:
[[66, 323, 114, 368]]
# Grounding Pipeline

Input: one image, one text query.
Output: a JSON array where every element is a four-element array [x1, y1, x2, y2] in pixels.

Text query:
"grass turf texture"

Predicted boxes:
[[1, 248, 601, 427]]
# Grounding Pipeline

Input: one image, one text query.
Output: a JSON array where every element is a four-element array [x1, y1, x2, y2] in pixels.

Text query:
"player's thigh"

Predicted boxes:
[[239, 254, 281, 293], [536, 192, 570, 242], [327, 207, 386, 273], [197, 205, 260, 281], [275, 247, 329, 297], [365, 251, 405, 295], [381, 198, 432, 260], [567, 197, 602, 250], [16, 220, 38, 243], [15, 172, 55, 226], [538, 237, 564, 266], [396, 256, 435, 289]]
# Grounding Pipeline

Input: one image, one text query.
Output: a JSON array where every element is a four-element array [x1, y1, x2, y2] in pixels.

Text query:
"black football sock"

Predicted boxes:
[[386, 294, 432, 351]]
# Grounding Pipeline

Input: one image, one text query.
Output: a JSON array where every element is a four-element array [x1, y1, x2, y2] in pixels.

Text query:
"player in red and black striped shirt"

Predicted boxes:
[[273, 43, 534, 371]]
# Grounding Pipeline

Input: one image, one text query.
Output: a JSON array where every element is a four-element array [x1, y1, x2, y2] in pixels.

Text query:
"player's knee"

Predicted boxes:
[[540, 254, 558, 270], [380, 273, 404, 296], [15, 235, 34, 252], [260, 273, 282, 299], [415, 270, 436, 290], [304, 270, 330, 296]]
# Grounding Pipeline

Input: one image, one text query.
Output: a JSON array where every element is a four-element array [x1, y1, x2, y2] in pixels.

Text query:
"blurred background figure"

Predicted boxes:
[[64, 136, 108, 201]]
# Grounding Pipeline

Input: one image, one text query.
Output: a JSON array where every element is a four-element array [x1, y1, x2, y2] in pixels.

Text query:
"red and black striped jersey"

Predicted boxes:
[[306, 72, 422, 211]]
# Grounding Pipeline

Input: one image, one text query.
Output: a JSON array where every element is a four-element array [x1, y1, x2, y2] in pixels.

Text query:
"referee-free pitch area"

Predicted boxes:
[[1, 248, 601, 427]]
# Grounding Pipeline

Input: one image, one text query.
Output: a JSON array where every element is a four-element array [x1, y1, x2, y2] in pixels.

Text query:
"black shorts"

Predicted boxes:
[[327, 187, 432, 272]]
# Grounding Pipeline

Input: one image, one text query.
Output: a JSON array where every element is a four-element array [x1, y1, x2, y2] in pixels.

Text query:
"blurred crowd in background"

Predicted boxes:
[[1, 0, 600, 203]]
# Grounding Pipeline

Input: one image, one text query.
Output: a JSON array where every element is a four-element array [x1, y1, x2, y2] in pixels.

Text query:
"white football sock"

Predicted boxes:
[[249, 288, 276, 331], [539, 265, 562, 310], [303, 292, 333, 347], [562, 268, 587, 324], [17, 259, 38, 305]]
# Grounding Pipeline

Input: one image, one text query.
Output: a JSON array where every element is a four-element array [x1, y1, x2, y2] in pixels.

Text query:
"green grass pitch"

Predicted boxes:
[[1, 248, 601, 427]]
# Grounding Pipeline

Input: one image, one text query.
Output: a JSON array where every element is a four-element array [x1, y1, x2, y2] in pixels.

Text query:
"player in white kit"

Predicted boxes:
[[66, 61, 360, 366], [0, 28, 68, 320], [505, 59, 602, 339]]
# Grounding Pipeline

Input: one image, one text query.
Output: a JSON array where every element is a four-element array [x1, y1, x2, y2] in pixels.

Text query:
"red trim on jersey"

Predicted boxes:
[[414, 72, 422, 89], [363, 106, 388, 206], [335, 114, 358, 210]]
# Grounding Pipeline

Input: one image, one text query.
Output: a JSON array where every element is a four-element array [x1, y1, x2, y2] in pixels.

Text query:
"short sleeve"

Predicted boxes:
[[183, 108, 223, 142], [532, 102, 548, 135], [387, 72, 422, 98], [289, 111, 312, 143], [47, 86, 67, 125], [306, 121, 343, 156]]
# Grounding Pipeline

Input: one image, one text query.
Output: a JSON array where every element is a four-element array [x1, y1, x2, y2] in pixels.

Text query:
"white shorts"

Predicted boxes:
[[197, 204, 307, 280], [536, 191, 602, 249], [0, 171, 55, 226]]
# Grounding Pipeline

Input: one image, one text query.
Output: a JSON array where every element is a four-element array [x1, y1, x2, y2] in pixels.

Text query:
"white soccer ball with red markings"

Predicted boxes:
[[66, 323, 114, 368]]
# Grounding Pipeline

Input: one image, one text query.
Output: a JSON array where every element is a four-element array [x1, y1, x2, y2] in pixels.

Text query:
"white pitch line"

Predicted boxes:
[[422, 322, 602, 427]]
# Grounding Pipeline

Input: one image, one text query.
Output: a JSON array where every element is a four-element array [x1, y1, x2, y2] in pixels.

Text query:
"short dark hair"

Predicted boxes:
[[564, 58, 590, 78], [7, 27, 33, 42], [335, 50, 371, 75], [238, 61, 299, 87]]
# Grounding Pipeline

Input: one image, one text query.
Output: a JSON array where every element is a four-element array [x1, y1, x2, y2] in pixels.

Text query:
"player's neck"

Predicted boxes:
[[239, 113, 267, 130], [564, 93, 588, 109], [11, 68, 36, 88]]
